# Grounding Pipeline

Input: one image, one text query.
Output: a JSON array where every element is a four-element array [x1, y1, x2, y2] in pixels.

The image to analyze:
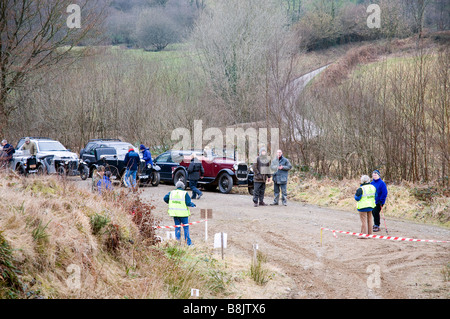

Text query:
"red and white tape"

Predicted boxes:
[[321, 227, 450, 243], [153, 219, 207, 229]]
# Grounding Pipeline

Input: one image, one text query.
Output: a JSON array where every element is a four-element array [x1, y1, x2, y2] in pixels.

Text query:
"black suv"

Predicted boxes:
[[80, 139, 159, 186]]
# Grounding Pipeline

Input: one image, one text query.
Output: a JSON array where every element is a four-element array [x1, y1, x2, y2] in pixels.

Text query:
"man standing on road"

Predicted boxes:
[[270, 149, 292, 206], [252, 147, 271, 207], [164, 181, 196, 246], [371, 169, 388, 232], [187, 153, 204, 200], [124, 147, 140, 190]]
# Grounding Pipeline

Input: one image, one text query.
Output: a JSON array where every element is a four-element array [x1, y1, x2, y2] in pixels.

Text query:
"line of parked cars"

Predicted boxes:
[[4, 137, 255, 194], [78, 138, 160, 186], [6, 137, 159, 187]]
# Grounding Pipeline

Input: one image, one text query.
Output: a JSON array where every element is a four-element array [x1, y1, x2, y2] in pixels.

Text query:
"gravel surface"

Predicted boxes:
[[77, 179, 450, 299]]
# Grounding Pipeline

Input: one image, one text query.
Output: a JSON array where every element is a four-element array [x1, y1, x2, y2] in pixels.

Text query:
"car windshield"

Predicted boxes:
[[107, 143, 134, 151], [38, 141, 67, 151]]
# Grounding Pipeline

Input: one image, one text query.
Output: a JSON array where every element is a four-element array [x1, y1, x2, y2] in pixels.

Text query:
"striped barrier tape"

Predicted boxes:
[[320, 227, 450, 243], [153, 219, 207, 229]]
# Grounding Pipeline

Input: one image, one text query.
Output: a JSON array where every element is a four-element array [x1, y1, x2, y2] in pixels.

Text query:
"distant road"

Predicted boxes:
[[285, 64, 330, 105]]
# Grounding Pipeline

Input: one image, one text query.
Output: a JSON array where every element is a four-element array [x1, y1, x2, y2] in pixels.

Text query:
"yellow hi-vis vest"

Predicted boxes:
[[357, 184, 376, 210], [168, 189, 191, 217]]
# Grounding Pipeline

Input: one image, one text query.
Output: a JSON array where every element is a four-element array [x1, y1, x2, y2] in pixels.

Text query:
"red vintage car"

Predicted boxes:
[[154, 149, 254, 194]]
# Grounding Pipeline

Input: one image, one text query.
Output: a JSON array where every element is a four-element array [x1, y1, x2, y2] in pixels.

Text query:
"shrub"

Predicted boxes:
[[129, 197, 160, 245], [0, 232, 22, 298], [411, 186, 440, 202], [250, 250, 273, 286], [135, 8, 180, 51], [90, 213, 110, 235], [104, 223, 122, 253], [31, 219, 51, 253]]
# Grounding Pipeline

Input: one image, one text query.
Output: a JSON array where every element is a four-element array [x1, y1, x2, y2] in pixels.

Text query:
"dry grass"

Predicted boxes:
[[275, 173, 450, 227], [312, 35, 443, 90], [1, 170, 446, 299], [233, 171, 449, 227], [0, 172, 243, 299]]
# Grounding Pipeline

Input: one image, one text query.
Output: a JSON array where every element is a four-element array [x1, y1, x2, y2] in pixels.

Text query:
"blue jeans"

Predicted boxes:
[[125, 169, 137, 188], [189, 179, 203, 199], [273, 182, 287, 204], [174, 217, 192, 246]]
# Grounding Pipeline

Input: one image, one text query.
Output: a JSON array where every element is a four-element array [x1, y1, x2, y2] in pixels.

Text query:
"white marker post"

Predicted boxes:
[[201, 209, 213, 243], [191, 288, 199, 299], [252, 244, 259, 265], [167, 231, 176, 240], [214, 232, 227, 260]]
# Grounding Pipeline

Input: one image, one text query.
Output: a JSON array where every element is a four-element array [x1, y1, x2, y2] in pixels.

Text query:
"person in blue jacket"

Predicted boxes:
[[139, 144, 153, 166], [1, 139, 15, 166], [97, 169, 113, 195], [371, 169, 388, 232], [124, 148, 140, 189]]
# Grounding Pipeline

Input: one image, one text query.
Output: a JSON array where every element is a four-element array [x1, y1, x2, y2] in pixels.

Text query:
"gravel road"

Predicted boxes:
[[133, 182, 450, 299]]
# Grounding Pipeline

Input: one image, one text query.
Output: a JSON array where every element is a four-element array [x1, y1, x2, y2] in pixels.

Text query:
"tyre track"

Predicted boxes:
[[77, 182, 449, 299]]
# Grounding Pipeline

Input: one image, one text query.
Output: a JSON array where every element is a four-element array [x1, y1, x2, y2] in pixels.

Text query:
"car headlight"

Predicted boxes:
[[233, 163, 238, 170]]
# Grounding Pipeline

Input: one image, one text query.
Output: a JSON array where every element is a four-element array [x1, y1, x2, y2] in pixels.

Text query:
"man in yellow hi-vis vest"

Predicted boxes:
[[164, 181, 196, 246], [354, 175, 376, 238]]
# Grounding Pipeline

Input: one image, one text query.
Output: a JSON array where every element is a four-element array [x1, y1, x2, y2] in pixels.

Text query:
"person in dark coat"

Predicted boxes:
[[187, 153, 204, 199], [124, 148, 140, 189], [270, 149, 292, 206], [1, 139, 15, 166], [252, 147, 272, 207]]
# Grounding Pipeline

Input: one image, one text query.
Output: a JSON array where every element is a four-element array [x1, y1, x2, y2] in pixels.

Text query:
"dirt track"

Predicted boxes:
[[76, 179, 449, 299], [136, 182, 450, 299]]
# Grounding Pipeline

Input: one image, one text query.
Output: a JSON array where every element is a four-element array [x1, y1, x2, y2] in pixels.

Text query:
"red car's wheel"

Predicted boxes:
[[218, 173, 233, 194]]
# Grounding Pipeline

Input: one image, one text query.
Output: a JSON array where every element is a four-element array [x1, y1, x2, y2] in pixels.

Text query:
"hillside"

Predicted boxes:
[[0, 173, 236, 299], [282, 32, 449, 186], [1, 171, 448, 299]]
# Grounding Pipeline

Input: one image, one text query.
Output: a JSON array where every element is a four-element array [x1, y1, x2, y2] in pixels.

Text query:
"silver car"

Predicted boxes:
[[11, 137, 80, 176]]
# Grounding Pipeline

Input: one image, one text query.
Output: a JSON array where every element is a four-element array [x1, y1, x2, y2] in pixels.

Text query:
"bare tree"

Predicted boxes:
[[0, 0, 105, 134], [191, 0, 292, 124], [135, 8, 180, 51]]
